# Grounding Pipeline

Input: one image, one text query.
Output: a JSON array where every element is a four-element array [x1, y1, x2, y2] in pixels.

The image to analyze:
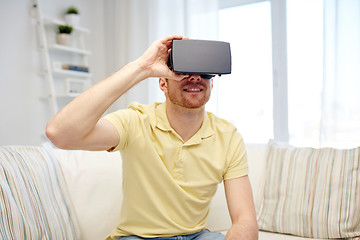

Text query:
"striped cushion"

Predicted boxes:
[[0, 145, 80, 239], [256, 140, 360, 239]]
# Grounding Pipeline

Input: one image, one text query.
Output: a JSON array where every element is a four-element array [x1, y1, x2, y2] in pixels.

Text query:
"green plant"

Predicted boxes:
[[58, 25, 73, 34], [66, 6, 79, 14]]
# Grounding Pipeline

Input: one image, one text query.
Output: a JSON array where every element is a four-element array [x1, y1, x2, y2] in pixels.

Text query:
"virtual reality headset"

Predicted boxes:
[[167, 39, 232, 77]]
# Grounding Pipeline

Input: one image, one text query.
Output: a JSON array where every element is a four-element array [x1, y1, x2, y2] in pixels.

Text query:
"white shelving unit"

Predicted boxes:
[[32, 0, 91, 115]]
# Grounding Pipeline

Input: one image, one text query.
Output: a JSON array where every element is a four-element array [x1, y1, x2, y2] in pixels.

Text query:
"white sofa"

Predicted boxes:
[[50, 143, 324, 240], [1, 143, 358, 240]]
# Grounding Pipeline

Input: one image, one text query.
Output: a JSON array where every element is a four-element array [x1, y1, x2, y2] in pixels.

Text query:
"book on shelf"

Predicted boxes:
[[62, 64, 90, 73]]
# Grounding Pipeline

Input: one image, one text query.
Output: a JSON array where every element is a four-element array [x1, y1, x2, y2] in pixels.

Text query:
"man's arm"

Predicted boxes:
[[46, 35, 186, 151], [224, 176, 259, 240]]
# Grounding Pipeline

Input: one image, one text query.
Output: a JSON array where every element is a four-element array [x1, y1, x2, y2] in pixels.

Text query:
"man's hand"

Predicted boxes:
[[136, 35, 188, 81]]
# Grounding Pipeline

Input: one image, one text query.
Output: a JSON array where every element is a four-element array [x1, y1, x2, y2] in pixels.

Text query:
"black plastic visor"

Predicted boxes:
[[200, 74, 215, 79], [167, 39, 232, 76]]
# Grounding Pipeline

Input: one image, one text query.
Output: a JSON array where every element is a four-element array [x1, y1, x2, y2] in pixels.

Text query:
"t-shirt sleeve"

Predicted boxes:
[[102, 108, 138, 152], [223, 130, 249, 180]]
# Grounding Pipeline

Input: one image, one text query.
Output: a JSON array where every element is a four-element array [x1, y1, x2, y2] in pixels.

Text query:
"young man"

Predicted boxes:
[[46, 35, 258, 240]]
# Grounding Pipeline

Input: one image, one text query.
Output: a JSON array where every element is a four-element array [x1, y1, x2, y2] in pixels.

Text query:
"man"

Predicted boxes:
[[46, 35, 258, 240]]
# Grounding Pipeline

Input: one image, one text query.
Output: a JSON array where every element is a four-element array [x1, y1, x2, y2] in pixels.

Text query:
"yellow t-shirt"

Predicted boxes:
[[103, 102, 248, 239]]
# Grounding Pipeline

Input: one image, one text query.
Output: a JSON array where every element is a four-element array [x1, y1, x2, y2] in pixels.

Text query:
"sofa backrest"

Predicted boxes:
[[53, 148, 123, 240]]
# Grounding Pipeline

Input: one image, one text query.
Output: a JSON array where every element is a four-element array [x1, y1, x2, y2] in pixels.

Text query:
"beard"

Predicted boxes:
[[167, 81, 211, 109]]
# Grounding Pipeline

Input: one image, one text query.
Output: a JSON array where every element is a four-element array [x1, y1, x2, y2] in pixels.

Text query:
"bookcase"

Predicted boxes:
[[32, 0, 91, 116]]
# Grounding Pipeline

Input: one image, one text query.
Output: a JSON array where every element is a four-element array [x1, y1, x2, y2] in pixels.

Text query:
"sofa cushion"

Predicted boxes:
[[53, 148, 123, 240], [256, 140, 360, 239], [0, 145, 80, 239]]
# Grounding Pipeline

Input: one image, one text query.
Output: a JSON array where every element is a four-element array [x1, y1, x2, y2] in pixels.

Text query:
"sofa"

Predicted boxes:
[[0, 141, 359, 240]]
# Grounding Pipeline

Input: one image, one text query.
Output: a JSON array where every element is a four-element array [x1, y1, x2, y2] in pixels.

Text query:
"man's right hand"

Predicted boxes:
[[136, 35, 189, 81]]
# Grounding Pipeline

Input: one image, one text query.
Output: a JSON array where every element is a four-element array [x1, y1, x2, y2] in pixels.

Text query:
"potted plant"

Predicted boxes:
[[56, 25, 73, 46], [65, 6, 80, 26]]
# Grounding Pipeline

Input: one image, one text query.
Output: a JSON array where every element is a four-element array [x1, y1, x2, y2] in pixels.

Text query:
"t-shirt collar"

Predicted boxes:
[[155, 102, 215, 144]]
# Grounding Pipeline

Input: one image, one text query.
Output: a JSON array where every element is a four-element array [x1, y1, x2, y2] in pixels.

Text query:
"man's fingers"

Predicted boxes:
[[160, 34, 184, 44], [160, 35, 184, 48]]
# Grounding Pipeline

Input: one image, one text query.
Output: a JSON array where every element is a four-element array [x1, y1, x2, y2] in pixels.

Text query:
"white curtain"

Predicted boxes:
[[104, 0, 219, 111], [320, 0, 360, 148]]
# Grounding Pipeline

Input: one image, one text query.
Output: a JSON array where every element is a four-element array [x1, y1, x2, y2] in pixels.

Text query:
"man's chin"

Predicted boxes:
[[176, 100, 208, 109], [168, 94, 210, 110]]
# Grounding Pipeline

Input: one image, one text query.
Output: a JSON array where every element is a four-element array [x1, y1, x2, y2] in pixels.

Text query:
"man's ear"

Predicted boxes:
[[159, 78, 168, 93]]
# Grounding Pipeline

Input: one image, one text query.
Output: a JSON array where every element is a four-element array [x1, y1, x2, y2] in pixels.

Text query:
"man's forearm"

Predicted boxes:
[[224, 177, 259, 240]]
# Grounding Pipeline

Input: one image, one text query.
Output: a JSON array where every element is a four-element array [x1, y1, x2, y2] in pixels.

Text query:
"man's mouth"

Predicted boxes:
[[183, 83, 205, 92], [183, 88, 203, 92]]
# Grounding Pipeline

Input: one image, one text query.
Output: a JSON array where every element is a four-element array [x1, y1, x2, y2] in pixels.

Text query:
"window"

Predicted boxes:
[[287, 0, 324, 146], [219, 0, 360, 148], [218, 1, 273, 143]]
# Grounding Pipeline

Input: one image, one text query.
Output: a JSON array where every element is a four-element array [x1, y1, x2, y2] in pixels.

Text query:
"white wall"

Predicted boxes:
[[0, 0, 106, 145], [0, 0, 218, 146]]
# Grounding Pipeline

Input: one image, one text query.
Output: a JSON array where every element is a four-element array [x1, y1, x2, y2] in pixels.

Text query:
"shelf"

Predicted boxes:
[[40, 93, 80, 100], [49, 44, 91, 55], [34, 1, 92, 116], [57, 93, 81, 98], [43, 18, 90, 33], [52, 69, 92, 78]]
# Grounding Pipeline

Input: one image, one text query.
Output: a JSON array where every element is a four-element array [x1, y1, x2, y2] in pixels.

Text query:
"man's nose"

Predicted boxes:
[[187, 74, 201, 82]]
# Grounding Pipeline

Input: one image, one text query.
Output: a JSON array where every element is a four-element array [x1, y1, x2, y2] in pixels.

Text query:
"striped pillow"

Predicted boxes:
[[0, 145, 80, 239], [256, 140, 360, 239]]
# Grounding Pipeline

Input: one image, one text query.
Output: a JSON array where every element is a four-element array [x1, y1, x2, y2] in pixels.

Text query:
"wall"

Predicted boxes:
[[0, 0, 106, 145], [0, 0, 218, 146]]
